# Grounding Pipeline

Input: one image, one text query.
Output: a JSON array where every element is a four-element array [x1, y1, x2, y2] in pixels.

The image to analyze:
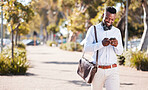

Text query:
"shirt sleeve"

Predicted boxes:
[[113, 30, 123, 55], [84, 26, 104, 52]]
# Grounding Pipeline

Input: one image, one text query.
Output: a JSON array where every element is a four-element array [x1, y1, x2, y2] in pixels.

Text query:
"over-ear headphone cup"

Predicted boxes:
[[108, 25, 112, 30], [103, 24, 112, 31], [103, 26, 108, 31], [101, 22, 112, 31]]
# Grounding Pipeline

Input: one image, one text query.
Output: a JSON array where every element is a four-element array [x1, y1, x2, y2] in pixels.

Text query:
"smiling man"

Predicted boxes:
[[84, 6, 123, 90]]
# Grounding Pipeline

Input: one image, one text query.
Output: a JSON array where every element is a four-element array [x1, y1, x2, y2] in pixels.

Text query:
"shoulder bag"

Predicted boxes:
[[77, 26, 98, 83]]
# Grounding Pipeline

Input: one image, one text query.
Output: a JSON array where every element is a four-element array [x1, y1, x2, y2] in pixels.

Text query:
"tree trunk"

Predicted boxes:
[[50, 31, 54, 41], [40, 23, 44, 42], [116, 0, 131, 46], [11, 25, 14, 60], [18, 34, 20, 42], [68, 32, 78, 42], [45, 27, 48, 43], [15, 30, 18, 46], [67, 32, 73, 42], [11, 23, 20, 60], [14, 23, 21, 46], [116, 15, 126, 46], [139, 0, 148, 51]]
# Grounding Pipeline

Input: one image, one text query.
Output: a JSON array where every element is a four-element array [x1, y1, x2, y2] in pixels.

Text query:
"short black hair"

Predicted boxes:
[[106, 6, 116, 14]]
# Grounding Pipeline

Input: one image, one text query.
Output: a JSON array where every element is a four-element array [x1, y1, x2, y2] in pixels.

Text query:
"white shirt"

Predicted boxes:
[[84, 23, 123, 65]]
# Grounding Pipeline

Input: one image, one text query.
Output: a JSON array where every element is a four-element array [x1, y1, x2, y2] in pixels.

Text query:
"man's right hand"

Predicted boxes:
[[102, 38, 110, 46]]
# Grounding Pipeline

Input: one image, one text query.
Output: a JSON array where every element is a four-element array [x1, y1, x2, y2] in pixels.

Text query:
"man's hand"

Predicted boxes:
[[110, 38, 118, 47], [102, 38, 110, 46]]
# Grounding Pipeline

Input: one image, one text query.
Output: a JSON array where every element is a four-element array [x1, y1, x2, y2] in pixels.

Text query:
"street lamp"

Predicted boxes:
[[124, 0, 128, 51], [1, 0, 4, 53]]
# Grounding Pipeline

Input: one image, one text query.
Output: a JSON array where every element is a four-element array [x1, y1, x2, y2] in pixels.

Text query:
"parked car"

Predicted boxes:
[[22, 39, 40, 46], [128, 39, 141, 51], [58, 39, 67, 44], [0, 39, 11, 47]]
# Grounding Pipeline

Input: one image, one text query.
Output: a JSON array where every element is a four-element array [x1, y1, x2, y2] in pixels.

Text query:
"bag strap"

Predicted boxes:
[[94, 26, 99, 67], [82, 26, 99, 66]]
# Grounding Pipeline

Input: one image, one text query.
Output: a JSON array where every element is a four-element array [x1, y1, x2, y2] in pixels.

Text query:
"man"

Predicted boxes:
[[84, 6, 123, 90]]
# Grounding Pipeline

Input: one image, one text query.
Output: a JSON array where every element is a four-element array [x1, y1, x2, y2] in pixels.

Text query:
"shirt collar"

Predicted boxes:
[[101, 21, 112, 31]]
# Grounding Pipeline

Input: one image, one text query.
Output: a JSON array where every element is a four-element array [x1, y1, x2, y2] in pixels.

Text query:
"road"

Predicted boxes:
[[0, 45, 148, 90]]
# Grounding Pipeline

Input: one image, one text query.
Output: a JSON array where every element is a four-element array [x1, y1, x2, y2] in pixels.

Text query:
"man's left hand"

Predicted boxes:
[[110, 38, 118, 47]]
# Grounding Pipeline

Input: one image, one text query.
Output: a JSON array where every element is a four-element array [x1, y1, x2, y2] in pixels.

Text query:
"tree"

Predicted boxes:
[[30, 0, 49, 42], [17, 22, 30, 41], [128, 1, 144, 39], [139, 0, 148, 51], [28, 13, 41, 36], [58, 0, 107, 41], [3, 0, 34, 59], [46, 23, 59, 41], [67, 8, 87, 42], [31, 0, 63, 42]]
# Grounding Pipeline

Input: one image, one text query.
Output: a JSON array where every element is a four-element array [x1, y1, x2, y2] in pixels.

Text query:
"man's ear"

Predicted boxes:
[[102, 13, 105, 21], [102, 13, 104, 18]]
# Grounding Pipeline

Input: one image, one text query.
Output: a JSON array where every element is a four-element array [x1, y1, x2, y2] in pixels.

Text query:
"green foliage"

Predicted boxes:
[[66, 42, 75, 51], [67, 8, 86, 33], [60, 0, 75, 9], [4, 0, 34, 24], [87, 1, 105, 19], [58, 19, 67, 28], [60, 42, 83, 52], [130, 51, 148, 71], [28, 14, 41, 34], [58, 0, 107, 34], [123, 50, 133, 67], [140, 58, 148, 71], [30, 0, 48, 34], [59, 43, 67, 50], [3, 0, 34, 38], [127, 1, 144, 38], [47, 41, 58, 47], [117, 55, 125, 65], [90, 5, 105, 25], [128, 23, 144, 38], [16, 43, 26, 49], [123, 50, 148, 71], [47, 24, 59, 34], [76, 43, 83, 52], [0, 48, 29, 75], [0, 54, 11, 74], [18, 22, 30, 35]]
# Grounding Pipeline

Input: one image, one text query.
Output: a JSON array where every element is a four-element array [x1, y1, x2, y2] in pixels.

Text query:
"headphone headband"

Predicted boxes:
[[101, 22, 112, 31]]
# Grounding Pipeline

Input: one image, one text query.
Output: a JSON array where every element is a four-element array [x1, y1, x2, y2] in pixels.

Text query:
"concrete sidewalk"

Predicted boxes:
[[0, 45, 148, 90]]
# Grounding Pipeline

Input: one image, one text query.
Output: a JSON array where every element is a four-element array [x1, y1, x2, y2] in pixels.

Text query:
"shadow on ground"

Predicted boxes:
[[120, 83, 134, 86], [43, 61, 78, 65], [120, 74, 148, 78], [68, 80, 90, 86], [29, 52, 53, 55], [68, 80, 135, 87], [0, 72, 37, 76]]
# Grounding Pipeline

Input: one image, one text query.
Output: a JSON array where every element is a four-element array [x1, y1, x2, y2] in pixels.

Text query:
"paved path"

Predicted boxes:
[[0, 45, 148, 90]]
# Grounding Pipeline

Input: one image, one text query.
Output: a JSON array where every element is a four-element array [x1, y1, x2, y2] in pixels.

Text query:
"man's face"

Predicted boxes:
[[103, 11, 116, 27]]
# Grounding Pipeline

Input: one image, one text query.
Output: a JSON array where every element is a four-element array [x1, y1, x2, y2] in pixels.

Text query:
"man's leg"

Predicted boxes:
[[91, 68, 105, 90], [105, 68, 120, 90]]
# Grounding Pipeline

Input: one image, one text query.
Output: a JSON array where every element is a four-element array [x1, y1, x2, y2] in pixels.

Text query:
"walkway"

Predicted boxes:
[[0, 45, 148, 90]]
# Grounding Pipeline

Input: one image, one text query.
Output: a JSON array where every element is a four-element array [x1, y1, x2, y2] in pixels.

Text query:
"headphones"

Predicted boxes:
[[101, 22, 112, 31]]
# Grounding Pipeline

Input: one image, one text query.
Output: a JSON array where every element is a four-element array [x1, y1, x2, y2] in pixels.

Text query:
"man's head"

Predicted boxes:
[[103, 6, 116, 27]]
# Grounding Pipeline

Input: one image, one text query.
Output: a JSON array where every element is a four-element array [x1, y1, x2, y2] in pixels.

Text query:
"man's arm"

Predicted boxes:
[[113, 30, 123, 55], [84, 26, 104, 52]]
